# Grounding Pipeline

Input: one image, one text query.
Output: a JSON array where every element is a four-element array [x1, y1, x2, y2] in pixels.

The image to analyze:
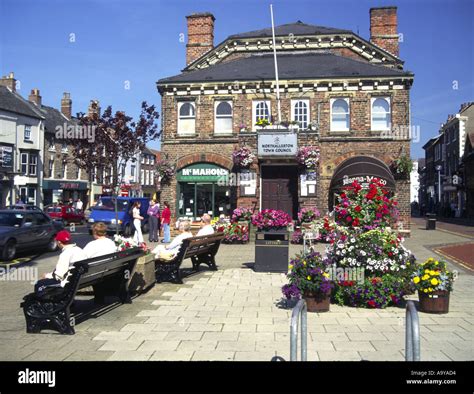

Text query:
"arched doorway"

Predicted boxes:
[[329, 156, 396, 210]]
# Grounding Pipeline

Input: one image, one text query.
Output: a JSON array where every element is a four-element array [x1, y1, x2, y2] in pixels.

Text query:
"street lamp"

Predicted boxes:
[[435, 165, 442, 203]]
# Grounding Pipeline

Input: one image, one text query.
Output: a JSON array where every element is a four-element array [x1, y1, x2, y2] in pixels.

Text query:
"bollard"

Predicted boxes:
[[290, 299, 308, 361], [405, 300, 421, 361]]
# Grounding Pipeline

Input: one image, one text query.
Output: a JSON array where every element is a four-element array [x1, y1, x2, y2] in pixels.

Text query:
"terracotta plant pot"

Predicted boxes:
[[303, 292, 331, 313], [418, 290, 450, 314]]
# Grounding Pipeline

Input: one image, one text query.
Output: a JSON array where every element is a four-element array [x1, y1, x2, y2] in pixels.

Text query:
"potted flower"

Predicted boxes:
[[239, 124, 248, 132], [297, 207, 320, 229], [216, 222, 250, 244], [390, 154, 413, 180], [252, 209, 292, 273], [289, 120, 300, 131], [232, 147, 255, 169], [282, 251, 333, 312], [412, 258, 455, 314], [255, 118, 271, 129]]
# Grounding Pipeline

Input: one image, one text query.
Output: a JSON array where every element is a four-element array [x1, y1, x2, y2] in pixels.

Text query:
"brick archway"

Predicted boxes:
[[323, 150, 393, 177], [176, 153, 233, 171]]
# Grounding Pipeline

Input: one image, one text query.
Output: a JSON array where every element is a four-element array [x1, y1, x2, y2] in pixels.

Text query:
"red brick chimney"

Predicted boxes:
[[61, 92, 72, 119], [0, 72, 17, 92], [186, 12, 215, 66], [370, 6, 399, 57], [28, 88, 42, 107]]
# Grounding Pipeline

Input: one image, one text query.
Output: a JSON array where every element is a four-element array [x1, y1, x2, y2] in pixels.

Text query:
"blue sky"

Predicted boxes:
[[1, 0, 472, 158]]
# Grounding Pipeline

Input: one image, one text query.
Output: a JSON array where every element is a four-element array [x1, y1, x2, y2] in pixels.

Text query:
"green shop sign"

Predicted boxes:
[[177, 163, 229, 182]]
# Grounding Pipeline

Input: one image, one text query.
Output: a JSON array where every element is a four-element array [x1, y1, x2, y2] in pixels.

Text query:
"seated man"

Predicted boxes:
[[35, 230, 87, 294], [83, 222, 117, 258], [153, 221, 193, 261], [197, 213, 214, 236]]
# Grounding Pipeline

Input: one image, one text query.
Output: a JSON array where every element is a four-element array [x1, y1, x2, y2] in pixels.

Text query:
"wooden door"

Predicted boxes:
[[261, 166, 297, 218]]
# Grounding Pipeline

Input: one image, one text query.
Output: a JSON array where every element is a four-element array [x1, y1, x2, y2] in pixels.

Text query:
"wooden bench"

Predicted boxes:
[[21, 247, 144, 335], [155, 233, 224, 284]]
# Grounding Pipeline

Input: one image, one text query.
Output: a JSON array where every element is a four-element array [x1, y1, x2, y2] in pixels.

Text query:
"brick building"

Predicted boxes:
[[156, 7, 414, 230]]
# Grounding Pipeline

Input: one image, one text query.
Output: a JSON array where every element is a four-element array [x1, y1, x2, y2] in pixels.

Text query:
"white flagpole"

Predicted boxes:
[[270, 4, 282, 125]]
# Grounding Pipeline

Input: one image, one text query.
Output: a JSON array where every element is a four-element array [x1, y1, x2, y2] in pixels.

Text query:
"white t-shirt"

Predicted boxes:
[[45, 244, 87, 287], [133, 207, 141, 220], [83, 237, 117, 258], [197, 225, 214, 236]]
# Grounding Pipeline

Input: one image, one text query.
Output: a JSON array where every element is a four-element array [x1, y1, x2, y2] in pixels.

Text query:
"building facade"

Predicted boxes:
[[421, 103, 474, 218], [140, 147, 158, 198], [157, 8, 414, 230], [0, 74, 44, 207]]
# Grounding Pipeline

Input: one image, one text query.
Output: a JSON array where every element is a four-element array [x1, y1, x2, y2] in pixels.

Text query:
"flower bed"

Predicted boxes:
[[215, 222, 249, 244]]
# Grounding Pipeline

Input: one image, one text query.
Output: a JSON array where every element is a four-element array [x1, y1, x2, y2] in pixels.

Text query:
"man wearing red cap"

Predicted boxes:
[[34, 230, 87, 295]]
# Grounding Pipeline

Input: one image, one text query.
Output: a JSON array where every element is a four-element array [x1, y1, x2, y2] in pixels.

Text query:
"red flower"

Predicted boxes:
[[346, 216, 353, 222], [352, 218, 360, 226], [367, 300, 376, 308], [340, 193, 346, 199], [354, 206, 361, 212]]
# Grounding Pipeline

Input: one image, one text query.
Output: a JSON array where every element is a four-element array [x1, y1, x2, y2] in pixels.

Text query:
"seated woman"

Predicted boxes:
[[152, 220, 193, 261]]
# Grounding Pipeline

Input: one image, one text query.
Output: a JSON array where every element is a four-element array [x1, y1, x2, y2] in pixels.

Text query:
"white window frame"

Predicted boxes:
[[214, 100, 233, 134], [131, 164, 135, 178], [178, 101, 196, 135], [62, 162, 67, 179], [24, 125, 32, 141], [330, 98, 350, 132], [61, 141, 68, 153], [291, 99, 310, 130], [48, 136, 56, 151], [252, 100, 271, 131], [20, 153, 28, 175], [28, 154, 37, 176], [75, 166, 81, 180], [140, 169, 145, 185], [371, 97, 391, 131], [48, 158, 54, 178]]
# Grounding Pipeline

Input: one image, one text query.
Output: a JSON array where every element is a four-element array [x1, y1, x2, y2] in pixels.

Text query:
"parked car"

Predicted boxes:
[[44, 205, 85, 226], [6, 205, 43, 212], [87, 197, 150, 236], [0, 210, 60, 260]]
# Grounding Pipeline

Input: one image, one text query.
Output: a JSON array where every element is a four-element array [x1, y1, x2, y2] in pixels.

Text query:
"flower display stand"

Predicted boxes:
[[129, 253, 156, 294], [418, 290, 450, 314], [254, 230, 289, 272]]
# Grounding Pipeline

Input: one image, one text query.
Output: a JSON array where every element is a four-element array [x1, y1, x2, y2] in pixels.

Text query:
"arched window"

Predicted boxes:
[[371, 97, 391, 131], [331, 98, 350, 131], [215, 101, 233, 133], [178, 102, 196, 134], [253, 101, 271, 129], [292, 100, 309, 129]]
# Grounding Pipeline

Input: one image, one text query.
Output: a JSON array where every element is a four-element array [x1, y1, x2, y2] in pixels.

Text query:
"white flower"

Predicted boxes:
[[351, 238, 356, 243]]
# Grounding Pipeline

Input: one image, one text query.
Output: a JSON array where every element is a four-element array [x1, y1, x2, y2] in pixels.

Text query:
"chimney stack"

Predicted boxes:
[[28, 88, 42, 107], [186, 12, 215, 66], [61, 92, 72, 119], [88, 99, 100, 118], [0, 72, 17, 92], [370, 7, 399, 57]]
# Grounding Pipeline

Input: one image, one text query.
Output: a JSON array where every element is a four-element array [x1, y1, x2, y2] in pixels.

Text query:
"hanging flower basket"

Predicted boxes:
[[232, 146, 255, 169], [296, 146, 320, 171], [156, 159, 175, 184]]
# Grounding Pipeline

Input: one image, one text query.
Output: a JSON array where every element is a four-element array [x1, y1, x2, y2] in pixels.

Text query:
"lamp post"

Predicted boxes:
[[435, 165, 442, 204]]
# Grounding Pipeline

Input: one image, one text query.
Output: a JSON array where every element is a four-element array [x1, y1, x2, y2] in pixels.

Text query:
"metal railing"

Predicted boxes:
[[405, 300, 421, 361], [290, 299, 308, 361]]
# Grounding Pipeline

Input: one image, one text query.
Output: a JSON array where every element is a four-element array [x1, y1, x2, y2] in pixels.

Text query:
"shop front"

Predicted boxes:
[[176, 163, 234, 220], [42, 180, 89, 206]]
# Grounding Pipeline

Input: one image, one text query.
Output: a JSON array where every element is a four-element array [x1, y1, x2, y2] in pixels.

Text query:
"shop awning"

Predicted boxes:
[[330, 156, 396, 191]]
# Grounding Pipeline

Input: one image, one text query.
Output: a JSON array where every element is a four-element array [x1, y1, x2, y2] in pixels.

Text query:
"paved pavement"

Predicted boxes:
[[0, 222, 472, 361]]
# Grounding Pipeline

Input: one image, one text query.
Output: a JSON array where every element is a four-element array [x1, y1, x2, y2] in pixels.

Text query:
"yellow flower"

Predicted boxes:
[[422, 275, 430, 281], [424, 269, 430, 274], [303, 261, 307, 266], [429, 270, 437, 276], [428, 288, 433, 292], [307, 276, 311, 280], [423, 289, 428, 293], [289, 264, 294, 270], [323, 272, 330, 278], [413, 276, 420, 284], [430, 278, 439, 286], [434, 261, 439, 265]]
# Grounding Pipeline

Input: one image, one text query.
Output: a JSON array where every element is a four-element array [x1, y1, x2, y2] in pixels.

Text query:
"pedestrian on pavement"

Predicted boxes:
[[75, 198, 83, 212], [147, 199, 160, 242], [132, 201, 144, 244], [34, 230, 87, 295], [161, 201, 171, 243], [83, 222, 117, 258]]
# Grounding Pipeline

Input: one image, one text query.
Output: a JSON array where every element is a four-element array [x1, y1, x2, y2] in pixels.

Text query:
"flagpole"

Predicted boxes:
[[270, 4, 282, 125]]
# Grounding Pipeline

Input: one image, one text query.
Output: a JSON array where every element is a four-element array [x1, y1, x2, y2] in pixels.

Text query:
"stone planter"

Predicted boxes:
[[254, 229, 289, 273], [303, 291, 331, 313], [129, 253, 156, 294], [418, 290, 450, 314]]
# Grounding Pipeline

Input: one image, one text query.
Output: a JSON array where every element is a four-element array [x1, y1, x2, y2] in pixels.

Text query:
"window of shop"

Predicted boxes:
[[215, 101, 233, 134], [24, 125, 32, 141], [29, 154, 37, 176], [371, 97, 391, 131], [291, 100, 310, 129], [330, 98, 350, 131], [178, 102, 196, 135], [177, 163, 232, 220]]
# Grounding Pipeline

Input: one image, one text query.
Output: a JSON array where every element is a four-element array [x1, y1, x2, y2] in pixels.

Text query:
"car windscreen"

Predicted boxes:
[[92, 199, 129, 212], [0, 212, 24, 227], [47, 207, 62, 213]]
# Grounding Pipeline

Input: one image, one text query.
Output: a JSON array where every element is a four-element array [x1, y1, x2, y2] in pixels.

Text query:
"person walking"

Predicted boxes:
[[147, 200, 160, 242], [132, 201, 144, 244], [161, 201, 171, 243]]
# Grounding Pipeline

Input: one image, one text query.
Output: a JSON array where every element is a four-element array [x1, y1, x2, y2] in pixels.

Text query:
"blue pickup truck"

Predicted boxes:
[[87, 197, 150, 236]]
